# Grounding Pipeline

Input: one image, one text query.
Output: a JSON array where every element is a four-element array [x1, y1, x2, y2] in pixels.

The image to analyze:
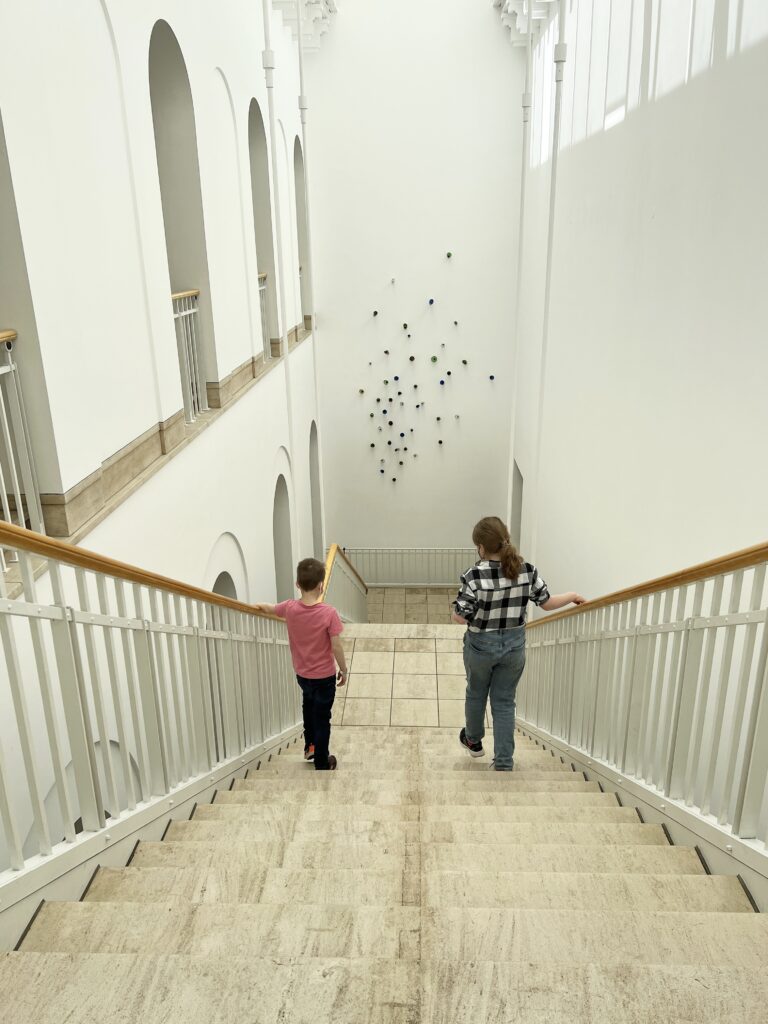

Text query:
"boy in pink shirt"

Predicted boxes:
[[257, 558, 347, 770]]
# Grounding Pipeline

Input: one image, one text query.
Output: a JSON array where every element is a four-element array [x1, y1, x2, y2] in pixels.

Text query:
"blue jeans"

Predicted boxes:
[[297, 674, 336, 769], [463, 626, 526, 770]]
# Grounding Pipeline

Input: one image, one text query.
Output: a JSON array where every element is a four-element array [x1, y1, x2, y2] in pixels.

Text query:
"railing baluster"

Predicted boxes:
[[114, 579, 151, 800]]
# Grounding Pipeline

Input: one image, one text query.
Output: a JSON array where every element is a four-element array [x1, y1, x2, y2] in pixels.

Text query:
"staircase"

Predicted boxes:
[[3, 621, 768, 1022]]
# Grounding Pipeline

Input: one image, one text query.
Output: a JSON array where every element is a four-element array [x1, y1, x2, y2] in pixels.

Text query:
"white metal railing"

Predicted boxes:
[[0, 332, 44, 545], [521, 544, 768, 846], [343, 548, 476, 587], [323, 544, 368, 622], [258, 274, 270, 360], [0, 522, 300, 879], [172, 290, 208, 422]]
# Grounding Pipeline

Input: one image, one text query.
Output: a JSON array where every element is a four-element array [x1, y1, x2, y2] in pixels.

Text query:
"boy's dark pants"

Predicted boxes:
[[297, 674, 336, 770]]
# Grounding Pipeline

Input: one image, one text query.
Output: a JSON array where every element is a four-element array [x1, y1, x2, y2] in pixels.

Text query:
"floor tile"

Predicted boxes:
[[342, 698, 392, 726], [346, 673, 393, 699], [437, 674, 466, 700], [436, 638, 463, 653], [354, 638, 395, 652], [438, 699, 466, 726], [436, 653, 465, 674], [395, 639, 435, 653], [394, 652, 437, 674], [392, 674, 438, 699], [391, 699, 439, 727], [351, 651, 395, 673]]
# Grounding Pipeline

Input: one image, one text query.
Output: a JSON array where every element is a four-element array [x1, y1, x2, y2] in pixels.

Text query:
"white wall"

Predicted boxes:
[[514, 0, 768, 600], [0, 0, 305, 494], [307, 0, 524, 548]]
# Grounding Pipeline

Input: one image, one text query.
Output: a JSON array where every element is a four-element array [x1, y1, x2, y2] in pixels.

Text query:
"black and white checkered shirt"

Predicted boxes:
[[453, 560, 551, 631]]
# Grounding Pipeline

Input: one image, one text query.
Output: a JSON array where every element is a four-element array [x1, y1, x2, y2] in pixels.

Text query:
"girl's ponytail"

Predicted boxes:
[[472, 516, 524, 582]]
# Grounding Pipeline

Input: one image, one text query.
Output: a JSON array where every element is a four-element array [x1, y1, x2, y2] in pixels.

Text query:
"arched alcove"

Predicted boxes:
[[309, 421, 323, 559], [273, 474, 294, 601], [149, 21, 218, 399], [248, 99, 278, 354], [293, 137, 311, 326], [212, 570, 237, 601], [0, 109, 58, 519]]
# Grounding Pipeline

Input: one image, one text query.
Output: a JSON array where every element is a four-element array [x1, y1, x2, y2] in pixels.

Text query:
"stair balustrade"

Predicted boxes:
[[0, 521, 301, 881], [0, 331, 44, 547], [341, 547, 476, 588], [322, 543, 368, 622], [522, 541, 768, 846], [171, 290, 208, 422]]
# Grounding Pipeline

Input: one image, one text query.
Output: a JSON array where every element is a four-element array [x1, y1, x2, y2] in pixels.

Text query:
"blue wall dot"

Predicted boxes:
[[439, 379, 445, 386], [400, 432, 405, 438], [489, 375, 495, 381], [382, 409, 388, 414], [394, 375, 400, 381], [428, 298, 435, 305]]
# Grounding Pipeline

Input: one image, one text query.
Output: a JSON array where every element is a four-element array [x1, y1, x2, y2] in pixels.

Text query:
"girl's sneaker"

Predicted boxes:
[[304, 744, 315, 761], [459, 728, 484, 758]]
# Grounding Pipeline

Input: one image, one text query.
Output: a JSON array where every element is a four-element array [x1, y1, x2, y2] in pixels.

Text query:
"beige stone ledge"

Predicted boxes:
[[39, 340, 303, 541]]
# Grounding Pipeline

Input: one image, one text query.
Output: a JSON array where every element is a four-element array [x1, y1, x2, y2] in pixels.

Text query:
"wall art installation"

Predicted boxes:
[[362, 252, 499, 482]]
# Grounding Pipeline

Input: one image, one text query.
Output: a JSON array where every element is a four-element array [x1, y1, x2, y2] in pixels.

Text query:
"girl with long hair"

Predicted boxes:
[[453, 516, 584, 770]]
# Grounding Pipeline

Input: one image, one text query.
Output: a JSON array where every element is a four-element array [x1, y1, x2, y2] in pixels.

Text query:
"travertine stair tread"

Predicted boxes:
[[167, 819, 666, 845], [86, 866, 418, 906], [422, 960, 768, 1023], [421, 842, 706, 874], [4, 955, 767, 1024], [0, 954, 419, 1024], [252, 763, 576, 776], [422, 870, 752, 911], [196, 802, 642, 825], [85, 866, 748, 913], [21, 902, 420, 959], [217, 789, 620, 809], [132, 840, 413, 870], [421, 909, 768, 966], [233, 777, 599, 794]]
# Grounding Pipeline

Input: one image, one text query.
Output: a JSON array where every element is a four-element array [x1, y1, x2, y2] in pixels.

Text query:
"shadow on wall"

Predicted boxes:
[[273, 474, 293, 602]]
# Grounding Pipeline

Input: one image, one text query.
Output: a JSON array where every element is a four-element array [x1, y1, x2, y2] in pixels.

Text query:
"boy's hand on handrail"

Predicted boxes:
[[254, 602, 280, 617]]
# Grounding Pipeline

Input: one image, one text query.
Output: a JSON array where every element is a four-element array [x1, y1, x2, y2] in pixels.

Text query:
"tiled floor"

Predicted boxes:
[[366, 587, 455, 624], [337, 625, 485, 729]]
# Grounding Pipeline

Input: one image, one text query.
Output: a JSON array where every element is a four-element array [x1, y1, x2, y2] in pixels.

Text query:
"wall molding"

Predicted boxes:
[[39, 333, 311, 542]]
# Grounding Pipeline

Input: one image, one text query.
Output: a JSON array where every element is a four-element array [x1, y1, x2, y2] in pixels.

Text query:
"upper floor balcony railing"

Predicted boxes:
[[0, 331, 44, 550], [171, 291, 208, 423], [257, 274, 270, 361]]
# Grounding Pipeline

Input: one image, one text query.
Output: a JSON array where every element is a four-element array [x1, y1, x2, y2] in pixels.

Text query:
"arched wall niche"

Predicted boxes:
[[309, 420, 323, 560], [293, 136, 311, 324], [148, 20, 218, 386], [273, 473, 294, 602], [248, 99, 278, 351], [277, 119, 299, 329], [204, 531, 249, 602]]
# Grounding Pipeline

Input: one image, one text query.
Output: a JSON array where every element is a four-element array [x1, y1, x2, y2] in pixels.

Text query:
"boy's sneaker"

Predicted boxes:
[[459, 728, 484, 758], [304, 744, 315, 761], [315, 755, 337, 771]]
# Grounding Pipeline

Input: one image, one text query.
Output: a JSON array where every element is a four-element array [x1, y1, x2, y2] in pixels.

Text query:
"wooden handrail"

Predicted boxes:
[[0, 329, 18, 344], [527, 539, 768, 630], [171, 289, 200, 301], [322, 543, 368, 597], [0, 520, 281, 620]]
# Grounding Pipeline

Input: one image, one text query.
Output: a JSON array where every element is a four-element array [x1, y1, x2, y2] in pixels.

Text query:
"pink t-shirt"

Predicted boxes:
[[274, 599, 344, 679]]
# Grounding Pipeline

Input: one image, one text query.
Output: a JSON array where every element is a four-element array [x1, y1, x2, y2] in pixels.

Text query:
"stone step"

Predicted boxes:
[[422, 842, 704, 873], [420, 821, 667, 845], [0, 954, 419, 1024], [253, 761, 574, 776], [422, 961, 768, 1023], [3, 954, 767, 1024], [133, 840, 413, 871], [167, 818, 418, 844], [421, 870, 752, 912], [86, 865, 418, 906], [166, 819, 666, 846], [215, 789, 622, 812], [233, 777, 599, 796], [195, 802, 641, 826], [420, 909, 768, 966], [20, 902, 421, 960]]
